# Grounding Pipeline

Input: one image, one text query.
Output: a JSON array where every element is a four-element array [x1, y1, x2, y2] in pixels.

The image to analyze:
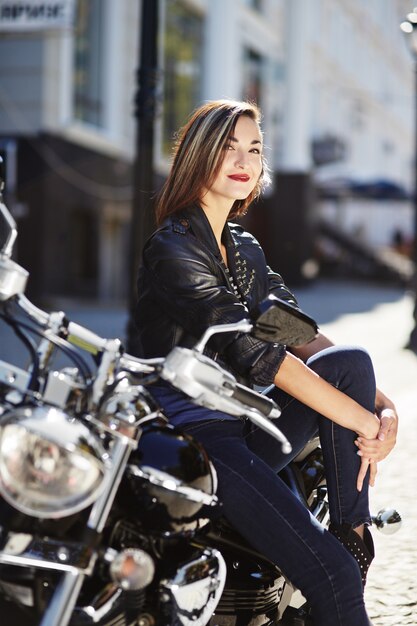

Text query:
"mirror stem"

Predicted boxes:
[[194, 320, 253, 354]]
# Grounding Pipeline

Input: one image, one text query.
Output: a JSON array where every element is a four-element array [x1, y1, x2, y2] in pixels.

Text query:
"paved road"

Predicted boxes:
[[0, 278, 416, 625]]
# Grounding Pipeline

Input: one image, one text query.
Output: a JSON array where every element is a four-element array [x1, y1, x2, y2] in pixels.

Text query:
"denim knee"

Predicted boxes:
[[307, 344, 372, 377], [306, 345, 376, 410]]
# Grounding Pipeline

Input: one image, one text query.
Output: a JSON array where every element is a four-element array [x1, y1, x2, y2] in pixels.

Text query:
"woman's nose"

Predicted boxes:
[[234, 152, 247, 168]]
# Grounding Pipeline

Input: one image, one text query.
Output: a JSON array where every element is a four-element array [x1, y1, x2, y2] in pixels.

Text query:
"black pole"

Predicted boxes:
[[406, 58, 417, 351], [126, 0, 159, 353]]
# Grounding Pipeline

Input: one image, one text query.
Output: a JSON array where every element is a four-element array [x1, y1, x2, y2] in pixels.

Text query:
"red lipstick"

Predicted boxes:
[[228, 174, 250, 182]]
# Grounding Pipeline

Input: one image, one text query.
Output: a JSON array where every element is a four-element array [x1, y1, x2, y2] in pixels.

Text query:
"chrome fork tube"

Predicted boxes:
[[39, 571, 85, 626], [38, 436, 136, 626], [88, 436, 136, 533]]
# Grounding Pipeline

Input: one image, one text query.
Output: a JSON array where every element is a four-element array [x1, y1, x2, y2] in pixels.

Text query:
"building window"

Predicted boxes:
[[162, 1, 203, 155], [242, 48, 264, 108], [73, 0, 105, 127]]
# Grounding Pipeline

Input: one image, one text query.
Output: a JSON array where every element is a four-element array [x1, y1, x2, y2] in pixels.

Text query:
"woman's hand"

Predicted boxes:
[[355, 409, 397, 462], [375, 389, 399, 457], [355, 389, 398, 491], [355, 389, 398, 461], [356, 457, 377, 492]]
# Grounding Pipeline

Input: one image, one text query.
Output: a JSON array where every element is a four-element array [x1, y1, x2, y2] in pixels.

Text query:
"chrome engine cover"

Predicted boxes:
[[159, 547, 226, 626]]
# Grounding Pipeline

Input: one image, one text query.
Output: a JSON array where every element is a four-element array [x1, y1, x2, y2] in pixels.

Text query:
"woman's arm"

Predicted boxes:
[[273, 351, 380, 440], [290, 332, 398, 478], [292, 332, 398, 455]]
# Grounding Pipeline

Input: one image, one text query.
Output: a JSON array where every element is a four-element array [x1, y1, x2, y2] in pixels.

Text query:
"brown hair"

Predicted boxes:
[[155, 99, 270, 226]]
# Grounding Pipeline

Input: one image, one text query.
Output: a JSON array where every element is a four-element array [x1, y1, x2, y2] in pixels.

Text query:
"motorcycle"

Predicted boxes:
[[0, 159, 401, 626]]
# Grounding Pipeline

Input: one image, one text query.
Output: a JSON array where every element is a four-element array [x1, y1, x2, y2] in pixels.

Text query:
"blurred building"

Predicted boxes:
[[0, 0, 414, 301]]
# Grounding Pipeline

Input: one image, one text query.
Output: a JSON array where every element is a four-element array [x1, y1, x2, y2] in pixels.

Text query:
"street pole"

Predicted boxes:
[[400, 13, 417, 350], [406, 59, 417, 351], [126, 0, 160, 353]]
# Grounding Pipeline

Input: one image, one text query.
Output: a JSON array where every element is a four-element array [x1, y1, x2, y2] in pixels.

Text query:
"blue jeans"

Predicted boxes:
[[152, 346, 376, 626]]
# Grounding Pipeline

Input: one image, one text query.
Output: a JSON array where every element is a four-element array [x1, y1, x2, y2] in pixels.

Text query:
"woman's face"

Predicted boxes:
[[202, 115, 263, 211]]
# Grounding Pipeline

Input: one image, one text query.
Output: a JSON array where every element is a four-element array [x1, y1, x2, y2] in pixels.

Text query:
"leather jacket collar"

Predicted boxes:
[[170, 205, 238, 260]]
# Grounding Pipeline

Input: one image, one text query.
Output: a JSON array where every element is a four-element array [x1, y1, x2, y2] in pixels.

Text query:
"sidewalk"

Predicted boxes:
[[0, 278, 416, 625]]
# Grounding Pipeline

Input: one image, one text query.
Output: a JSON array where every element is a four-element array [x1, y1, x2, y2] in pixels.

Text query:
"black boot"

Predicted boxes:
[[329, 523, 375, 587]]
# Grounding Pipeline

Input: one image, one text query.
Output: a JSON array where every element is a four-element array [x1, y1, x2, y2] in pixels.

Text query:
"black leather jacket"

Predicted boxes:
[[135, 205, 299, 387]]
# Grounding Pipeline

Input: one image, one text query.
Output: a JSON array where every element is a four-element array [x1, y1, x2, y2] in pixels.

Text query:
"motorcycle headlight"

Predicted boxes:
[[0, 405, 107, 518]]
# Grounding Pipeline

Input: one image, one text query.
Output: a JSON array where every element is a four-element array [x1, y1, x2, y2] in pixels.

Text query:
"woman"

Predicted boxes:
[[134, 100, 398, 625]]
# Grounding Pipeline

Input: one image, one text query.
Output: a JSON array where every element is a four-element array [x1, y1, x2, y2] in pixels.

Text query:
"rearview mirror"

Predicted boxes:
[[253, 295, 318, 346]]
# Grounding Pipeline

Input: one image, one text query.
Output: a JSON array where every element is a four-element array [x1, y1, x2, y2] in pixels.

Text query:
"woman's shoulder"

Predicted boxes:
[[144, 213, 211, 261]]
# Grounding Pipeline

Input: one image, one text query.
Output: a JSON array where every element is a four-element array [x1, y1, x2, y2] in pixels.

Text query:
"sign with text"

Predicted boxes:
[[0, 1, 75, 31]]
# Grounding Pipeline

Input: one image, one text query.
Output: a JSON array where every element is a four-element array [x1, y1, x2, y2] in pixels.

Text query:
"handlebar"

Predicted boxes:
[[224, 381, 280, 419]]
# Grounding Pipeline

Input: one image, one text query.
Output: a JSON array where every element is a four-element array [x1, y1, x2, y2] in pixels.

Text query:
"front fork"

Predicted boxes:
[[0, 436, 135, 626], [40, 572, 85, 626]]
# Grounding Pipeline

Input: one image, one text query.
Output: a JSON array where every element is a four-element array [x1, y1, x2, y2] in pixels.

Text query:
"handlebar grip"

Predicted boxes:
[[226, 382, 281, 418]]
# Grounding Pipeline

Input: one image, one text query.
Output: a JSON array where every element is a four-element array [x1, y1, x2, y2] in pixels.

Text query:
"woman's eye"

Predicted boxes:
[[250, 148, 261, 154], [224, 144, 234, 150]]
